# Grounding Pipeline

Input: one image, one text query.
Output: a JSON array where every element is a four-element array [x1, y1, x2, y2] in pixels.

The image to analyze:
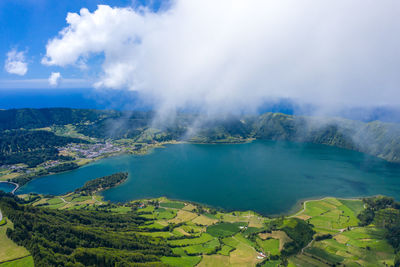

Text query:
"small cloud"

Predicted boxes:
[[48, 72, 62, 86], [4, 49, 28, 76]]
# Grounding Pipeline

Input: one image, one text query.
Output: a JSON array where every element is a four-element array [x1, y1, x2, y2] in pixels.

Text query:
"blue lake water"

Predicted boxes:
[[18, 141, 400, 215], [0, 182, 16, 193]]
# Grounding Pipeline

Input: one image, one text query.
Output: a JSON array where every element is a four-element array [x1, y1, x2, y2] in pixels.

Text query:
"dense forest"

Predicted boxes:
[[0, 108, 119, 130], [0, 192, 171, 266], [75, 172, 128, 195], [47, 162, 79, 173], [0, 130, 85, 167], [357, 196, 400, 252]]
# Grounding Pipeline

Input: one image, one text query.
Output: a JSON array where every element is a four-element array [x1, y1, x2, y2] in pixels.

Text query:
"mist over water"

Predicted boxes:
[[19, 141, 400, 215]]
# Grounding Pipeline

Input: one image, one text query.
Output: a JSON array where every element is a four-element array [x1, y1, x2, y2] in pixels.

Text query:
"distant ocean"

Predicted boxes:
[[0, 88, 143, 110], [0, 88, 399, 123], [0, 88, 299, 114]]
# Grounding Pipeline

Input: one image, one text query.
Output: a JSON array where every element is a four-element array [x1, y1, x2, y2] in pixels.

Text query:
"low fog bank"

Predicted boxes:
[[74, 108, 400, 164], [2, 107, 400, 163]]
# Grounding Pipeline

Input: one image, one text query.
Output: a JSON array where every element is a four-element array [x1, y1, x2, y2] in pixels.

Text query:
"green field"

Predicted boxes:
[[160, 201, 186, 209], [207, 222, 247, 238], [155, 207, 177, 219], [257, 238, 280, 256], [46, 197, 64, 205], [2, 193, 399, 267], [0, 219, 31, 264], [183, 239, 220, 255], [168, 233, 214, 246], [0, 256, 34, 267], [218, 245, 235, 256], [292, 197, 396, 266], [294, 198, 362, 233], [161, 256, 201, 267]]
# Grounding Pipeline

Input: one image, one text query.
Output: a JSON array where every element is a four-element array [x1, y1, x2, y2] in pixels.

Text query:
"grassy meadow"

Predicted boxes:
[[290, 197, 395, 266], [1, 192, 398, 266], [0, 218, 32, 266]]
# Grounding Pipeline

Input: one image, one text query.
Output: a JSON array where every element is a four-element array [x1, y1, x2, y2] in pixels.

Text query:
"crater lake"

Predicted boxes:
[[18, 140, 400, 215]]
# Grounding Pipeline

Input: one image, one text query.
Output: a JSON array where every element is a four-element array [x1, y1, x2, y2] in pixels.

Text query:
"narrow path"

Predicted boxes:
[[60, 197, 70, 204], [0, 209, 3, 222], [301, 239, 313, 253], [288, 200, 310, 218]]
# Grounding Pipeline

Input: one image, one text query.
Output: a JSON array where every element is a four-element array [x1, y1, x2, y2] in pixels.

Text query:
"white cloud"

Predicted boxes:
[[48, 72, 62, 86], [4, 49, 28, 76], [42, 2, 400, 116]]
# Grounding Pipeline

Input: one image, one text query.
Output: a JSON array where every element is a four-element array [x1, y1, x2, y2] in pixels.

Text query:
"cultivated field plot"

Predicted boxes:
[[29, 192, 104, 210], [291, 198, 396, 267], [6, 192, 398, 267], [259, 230, 292, 251], [22, 194, 268, 266], [295, 198, 363, 233]]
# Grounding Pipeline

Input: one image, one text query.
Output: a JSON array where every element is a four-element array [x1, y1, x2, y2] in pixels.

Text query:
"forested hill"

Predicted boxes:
[[252, 113, 400, 163], [0, 192, 172, 266], [75, 172, 128, 195], [0, 130, 87, 168], [1, 108, 400, 163], [0, 108, 120, 130]]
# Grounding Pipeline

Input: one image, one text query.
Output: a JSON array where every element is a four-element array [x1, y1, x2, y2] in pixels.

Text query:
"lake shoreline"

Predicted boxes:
[[13, 140, 184, 192], [12, 137, 399, 191], [100, 193, 372, 218], [0, 181, 19, 194], [17, 140, 400, 216]]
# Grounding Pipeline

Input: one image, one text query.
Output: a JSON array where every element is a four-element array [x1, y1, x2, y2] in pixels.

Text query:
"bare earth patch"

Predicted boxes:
[[192, 215, 218, 226], [169, 210, 198, 224]]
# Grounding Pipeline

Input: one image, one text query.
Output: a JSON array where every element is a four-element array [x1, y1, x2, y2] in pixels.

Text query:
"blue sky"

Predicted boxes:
[[0, 1, 399, 116], [0, 0, 163, 88]]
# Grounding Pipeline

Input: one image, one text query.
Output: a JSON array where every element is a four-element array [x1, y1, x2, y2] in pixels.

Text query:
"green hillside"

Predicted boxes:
[[1, 190, 399, 266], [1, 108, 400, 164]]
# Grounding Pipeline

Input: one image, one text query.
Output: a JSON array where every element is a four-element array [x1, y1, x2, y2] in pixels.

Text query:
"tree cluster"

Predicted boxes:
[[74, 172, 128, 195], [0, 130, 84, 167], [0, 192, 172, 266], [358, 196, 400, 252]]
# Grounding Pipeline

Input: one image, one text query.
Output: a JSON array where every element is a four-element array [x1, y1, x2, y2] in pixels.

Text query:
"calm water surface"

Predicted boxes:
[[19, 141, 400, 215], [0, 183, 15, 193]]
